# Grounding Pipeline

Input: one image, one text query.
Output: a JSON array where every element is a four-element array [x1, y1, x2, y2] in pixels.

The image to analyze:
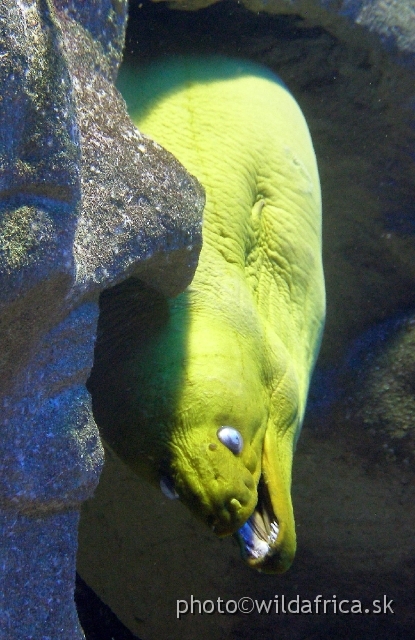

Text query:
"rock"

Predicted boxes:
[[357, 314, 415, 455], [335, 312, 415, 464], [152, 0, 415, 64], [0, 1, 204, 638]]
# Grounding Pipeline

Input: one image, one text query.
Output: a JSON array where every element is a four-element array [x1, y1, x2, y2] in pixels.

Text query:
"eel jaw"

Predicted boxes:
[[235, 478, 291, 573], [235, 477, 279, 569], [235, 432, 296, 574]]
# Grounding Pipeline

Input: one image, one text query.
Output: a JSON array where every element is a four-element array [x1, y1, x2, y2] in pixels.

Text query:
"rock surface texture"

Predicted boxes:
[[154, 0, 415, 65], [0, 1, 204, 638]]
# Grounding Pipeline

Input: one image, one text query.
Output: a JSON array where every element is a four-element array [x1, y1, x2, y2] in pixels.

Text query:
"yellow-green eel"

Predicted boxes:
[[90, 56, 325, 574]]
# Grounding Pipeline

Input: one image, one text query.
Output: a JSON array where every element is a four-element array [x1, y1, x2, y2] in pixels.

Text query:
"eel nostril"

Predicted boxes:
[[229, 498, 242, 513]]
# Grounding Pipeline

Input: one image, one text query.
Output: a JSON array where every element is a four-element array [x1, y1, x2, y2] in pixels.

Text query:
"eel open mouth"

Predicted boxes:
[[236, 477, 280, 568]]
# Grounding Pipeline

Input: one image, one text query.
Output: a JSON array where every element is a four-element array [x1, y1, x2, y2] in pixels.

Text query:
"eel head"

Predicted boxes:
[[162, 361, 299, 574]]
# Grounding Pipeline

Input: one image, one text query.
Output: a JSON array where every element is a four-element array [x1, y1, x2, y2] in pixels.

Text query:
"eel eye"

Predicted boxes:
[[160, 475, 179, 500], [217, 426, 244, 455]]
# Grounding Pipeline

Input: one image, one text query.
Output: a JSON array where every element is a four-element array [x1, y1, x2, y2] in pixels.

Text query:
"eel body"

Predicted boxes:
[[89, 56, 325, 573]]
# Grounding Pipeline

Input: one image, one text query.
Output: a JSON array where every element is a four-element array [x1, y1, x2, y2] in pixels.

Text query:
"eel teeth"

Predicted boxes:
[[236, 479, 279, 560]]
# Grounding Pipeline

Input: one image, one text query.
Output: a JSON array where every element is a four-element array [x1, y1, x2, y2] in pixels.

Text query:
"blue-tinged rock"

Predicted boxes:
[[0, 1, 204, 638]]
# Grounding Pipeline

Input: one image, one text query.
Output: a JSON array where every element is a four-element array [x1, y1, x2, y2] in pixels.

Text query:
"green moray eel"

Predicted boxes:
[[89, 56, 325, 573]]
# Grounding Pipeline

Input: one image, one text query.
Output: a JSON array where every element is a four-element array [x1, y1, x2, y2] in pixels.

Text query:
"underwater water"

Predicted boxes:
[[77, 1, 415, 639]]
